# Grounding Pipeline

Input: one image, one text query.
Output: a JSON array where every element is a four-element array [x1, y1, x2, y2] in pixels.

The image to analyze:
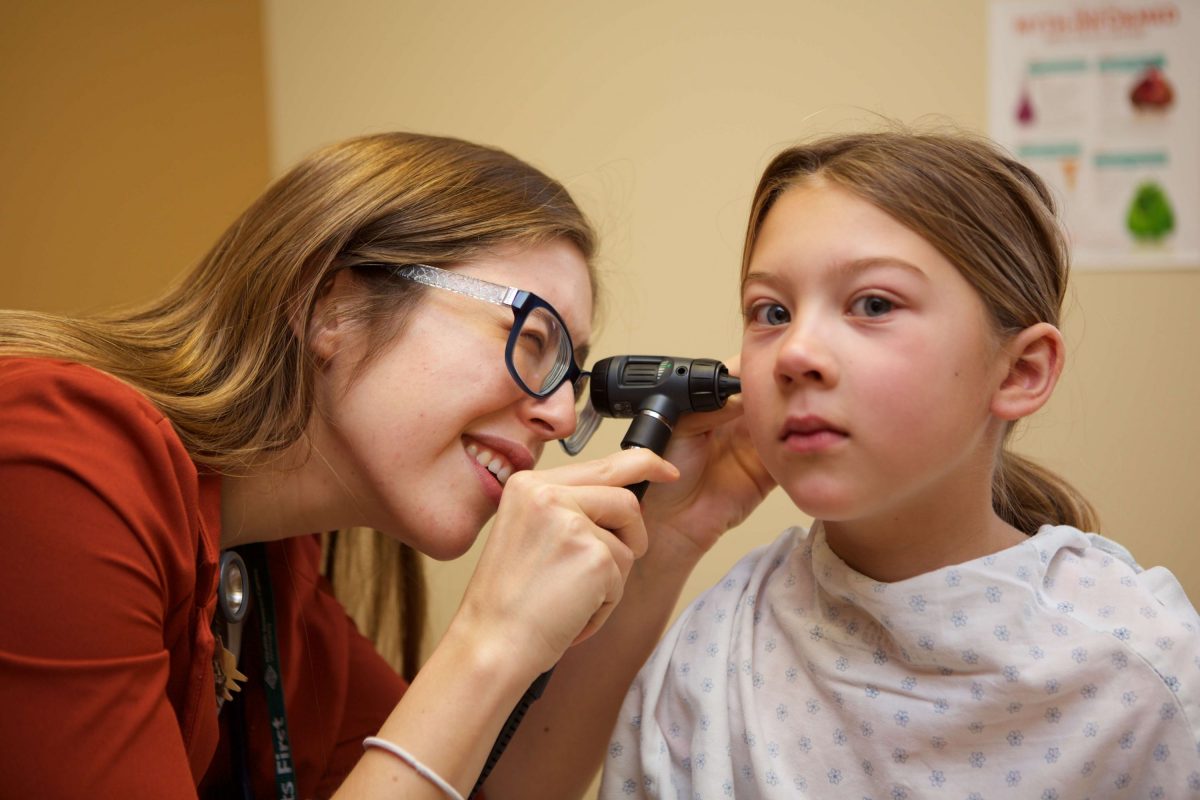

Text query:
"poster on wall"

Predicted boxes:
[[988, 0, 1198, 270]]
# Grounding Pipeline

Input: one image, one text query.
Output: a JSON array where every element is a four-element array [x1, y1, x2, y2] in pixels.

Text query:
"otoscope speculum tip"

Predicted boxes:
[[719, 372, 741, 400]]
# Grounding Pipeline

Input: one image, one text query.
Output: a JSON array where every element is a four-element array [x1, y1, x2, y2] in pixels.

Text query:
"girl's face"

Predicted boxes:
[[739, 182, 1010, 528], [312, 238, 593, 559]]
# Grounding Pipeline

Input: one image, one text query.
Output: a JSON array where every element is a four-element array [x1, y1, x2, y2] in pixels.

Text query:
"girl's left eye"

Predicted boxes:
[[850, 295, 894, 318], [747, 302, 790, 326]]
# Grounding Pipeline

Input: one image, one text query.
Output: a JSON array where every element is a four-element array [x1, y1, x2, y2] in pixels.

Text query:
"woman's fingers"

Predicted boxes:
[[458, 453, 675, 668], [564, 483, 649, 558], [533, 446, 679, 490]]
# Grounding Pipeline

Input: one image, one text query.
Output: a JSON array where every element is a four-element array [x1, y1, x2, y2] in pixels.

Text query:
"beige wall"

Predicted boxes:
[[6, 2, 1190, 634], [262, 1, 1199, 663], [0, 1, 270, 313], [2, 2, 1195, 796]]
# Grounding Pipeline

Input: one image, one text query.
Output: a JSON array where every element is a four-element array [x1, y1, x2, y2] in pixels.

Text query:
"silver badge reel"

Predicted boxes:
[[213, 549, 250, 708]]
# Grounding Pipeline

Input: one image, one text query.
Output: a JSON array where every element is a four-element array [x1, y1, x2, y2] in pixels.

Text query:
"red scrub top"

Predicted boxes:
[[0, 358, 406, 799]]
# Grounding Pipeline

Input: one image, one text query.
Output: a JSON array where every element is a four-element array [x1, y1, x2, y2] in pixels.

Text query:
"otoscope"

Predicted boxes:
[[472, 355, 740, 795], [576, 354, 742, 497]]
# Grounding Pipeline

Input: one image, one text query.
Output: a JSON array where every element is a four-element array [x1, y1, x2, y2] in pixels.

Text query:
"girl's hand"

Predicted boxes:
[[450, 448, 679, 676], [641, 356, 776, 559]]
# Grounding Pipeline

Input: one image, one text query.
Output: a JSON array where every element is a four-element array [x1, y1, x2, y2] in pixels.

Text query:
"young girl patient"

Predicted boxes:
[[600, 131, 1200, 798]]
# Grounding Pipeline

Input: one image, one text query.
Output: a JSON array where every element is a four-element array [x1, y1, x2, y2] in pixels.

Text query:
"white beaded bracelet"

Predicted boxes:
[[362, 736, 466, 800]]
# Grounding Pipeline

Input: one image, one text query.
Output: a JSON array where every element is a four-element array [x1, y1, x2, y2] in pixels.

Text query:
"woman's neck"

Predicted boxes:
[[218, 438, 357, 549]]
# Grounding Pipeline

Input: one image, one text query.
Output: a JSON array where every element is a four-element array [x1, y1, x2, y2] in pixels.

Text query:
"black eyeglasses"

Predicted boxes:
[[359, 259, 591, 398], [359, 263, 600, 453]]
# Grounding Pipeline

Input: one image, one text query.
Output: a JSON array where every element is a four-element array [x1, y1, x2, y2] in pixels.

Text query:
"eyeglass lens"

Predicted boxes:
[[511, 307, 599, 453], [510, 306, 573, 396]]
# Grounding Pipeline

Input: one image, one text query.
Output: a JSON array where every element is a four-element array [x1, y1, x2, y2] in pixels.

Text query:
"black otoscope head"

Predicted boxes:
[[590, 355, 740, 419], [561, 355, 741, 499]]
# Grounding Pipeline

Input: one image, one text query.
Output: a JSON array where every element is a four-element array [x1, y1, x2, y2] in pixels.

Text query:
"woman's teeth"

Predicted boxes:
[[466, 442, 513, 484]]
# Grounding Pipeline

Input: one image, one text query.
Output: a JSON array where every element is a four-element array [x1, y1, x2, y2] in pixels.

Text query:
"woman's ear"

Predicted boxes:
[[301, 269, 354, 364], [991, 322, 1065, 421]]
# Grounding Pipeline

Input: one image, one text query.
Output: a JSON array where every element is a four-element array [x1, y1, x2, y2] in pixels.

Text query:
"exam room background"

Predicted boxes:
[[5, 0, 1197, 709]]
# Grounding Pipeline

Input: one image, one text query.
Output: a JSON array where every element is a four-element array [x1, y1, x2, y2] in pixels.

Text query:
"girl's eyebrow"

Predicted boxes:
[[837, 256, 930, 282], [740, 270, 784, 295], [741, 257, 929, 294]]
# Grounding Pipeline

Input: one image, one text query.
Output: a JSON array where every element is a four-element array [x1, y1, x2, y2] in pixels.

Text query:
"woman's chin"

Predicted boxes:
[[377, 511, 489, 561], [424, 535, 480, 562]]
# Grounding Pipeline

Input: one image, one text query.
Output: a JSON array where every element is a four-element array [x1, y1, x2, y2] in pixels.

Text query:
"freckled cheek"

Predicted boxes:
[[735, 352, 774, 405], [736, 366, 781, 451], [742, 400, 778, 458], [855, 368, 933, 428]]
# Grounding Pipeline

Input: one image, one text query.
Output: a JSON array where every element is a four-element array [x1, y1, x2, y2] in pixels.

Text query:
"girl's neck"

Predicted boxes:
[[821, 495, 1028, 583]]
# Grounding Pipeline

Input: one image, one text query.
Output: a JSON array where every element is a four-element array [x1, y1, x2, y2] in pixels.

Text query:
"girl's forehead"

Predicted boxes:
[[744, 185, 982, 305], [750, 187, 919, 269]]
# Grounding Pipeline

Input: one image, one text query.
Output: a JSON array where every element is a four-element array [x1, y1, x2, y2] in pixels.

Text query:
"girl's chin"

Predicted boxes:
[[782, 484, 861, 522]]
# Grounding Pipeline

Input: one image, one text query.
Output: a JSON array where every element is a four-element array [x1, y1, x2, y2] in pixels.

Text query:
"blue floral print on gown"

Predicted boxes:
[[600, 523, 1200, 799]]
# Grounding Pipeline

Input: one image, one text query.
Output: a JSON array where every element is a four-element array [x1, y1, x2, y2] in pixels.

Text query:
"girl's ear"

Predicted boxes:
[[301, 269, 354, 364], [991, 322, 1065, 421]]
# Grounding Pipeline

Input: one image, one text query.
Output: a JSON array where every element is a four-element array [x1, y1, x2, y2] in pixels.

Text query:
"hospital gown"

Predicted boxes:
[[600, 523, 1200, 798]]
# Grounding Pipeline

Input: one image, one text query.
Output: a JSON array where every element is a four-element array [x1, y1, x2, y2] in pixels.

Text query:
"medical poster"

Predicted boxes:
[[988, 1, 1198, 270]]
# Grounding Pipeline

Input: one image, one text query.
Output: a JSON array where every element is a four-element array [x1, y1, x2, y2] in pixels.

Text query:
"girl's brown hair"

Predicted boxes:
[[0, 132, 596, 677], [742, 130, 1097, 535]]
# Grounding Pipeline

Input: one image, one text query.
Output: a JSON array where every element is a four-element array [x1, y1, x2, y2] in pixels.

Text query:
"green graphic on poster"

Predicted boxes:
[[1126, 181, 1175, 242]]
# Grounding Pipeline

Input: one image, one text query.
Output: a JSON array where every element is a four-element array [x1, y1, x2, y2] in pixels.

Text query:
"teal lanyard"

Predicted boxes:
[[245, 543, 297, 800]]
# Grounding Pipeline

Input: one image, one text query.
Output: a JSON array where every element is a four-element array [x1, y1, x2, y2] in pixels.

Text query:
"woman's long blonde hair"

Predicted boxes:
[[742, 130, 1097, 535], [0, 132, 596, 677]]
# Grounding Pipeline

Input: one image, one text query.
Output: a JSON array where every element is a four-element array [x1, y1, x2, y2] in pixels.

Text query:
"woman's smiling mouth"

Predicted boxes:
[[466, 441, 514, 484]]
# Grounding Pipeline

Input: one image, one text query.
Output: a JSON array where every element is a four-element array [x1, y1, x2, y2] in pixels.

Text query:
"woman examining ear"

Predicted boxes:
[[0, 132, 772, 799], [601, 130, 1200, 798]]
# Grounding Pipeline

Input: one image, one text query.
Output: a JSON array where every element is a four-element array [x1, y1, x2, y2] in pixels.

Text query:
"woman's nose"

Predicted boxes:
[[523, 380, 579, 440], [775, 320, 838, 387]]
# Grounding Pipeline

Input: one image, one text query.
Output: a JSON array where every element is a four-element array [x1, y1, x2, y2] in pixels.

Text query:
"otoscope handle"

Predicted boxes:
[[621, 409, 674, 500], [472, 669, 553, 796], [476, 355, 739, 792]]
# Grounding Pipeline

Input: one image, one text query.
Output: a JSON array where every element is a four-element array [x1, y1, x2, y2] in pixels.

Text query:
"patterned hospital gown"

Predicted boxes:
[[600, 523, 1200, 798]]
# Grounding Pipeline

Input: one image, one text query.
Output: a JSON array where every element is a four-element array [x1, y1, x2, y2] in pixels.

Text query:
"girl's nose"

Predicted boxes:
[[775, 321, 838, 387], [523, 379, 579, 441]]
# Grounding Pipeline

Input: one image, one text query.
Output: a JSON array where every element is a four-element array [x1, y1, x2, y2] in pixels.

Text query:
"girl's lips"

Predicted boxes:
[[779, 415, 848, 454], [782, 429, 847, 454]]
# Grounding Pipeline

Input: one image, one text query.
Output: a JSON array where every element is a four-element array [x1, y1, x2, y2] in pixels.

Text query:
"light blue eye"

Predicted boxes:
[[853, 295, 893, 317], [752, 303, 790, 326]]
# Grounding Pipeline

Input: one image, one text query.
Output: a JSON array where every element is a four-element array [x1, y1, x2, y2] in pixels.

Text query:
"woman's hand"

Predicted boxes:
[[641, 356, 776, 559], [470, 364, 773, 800], [450, 448, 679, 676]]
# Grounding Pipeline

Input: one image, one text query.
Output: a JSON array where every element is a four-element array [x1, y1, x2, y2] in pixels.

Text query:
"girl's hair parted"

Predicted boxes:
[[742, 129, 1097, 535]]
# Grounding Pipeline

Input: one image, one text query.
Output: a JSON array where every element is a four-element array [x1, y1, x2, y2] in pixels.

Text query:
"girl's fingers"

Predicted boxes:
[[670, 393, 744, 437]]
